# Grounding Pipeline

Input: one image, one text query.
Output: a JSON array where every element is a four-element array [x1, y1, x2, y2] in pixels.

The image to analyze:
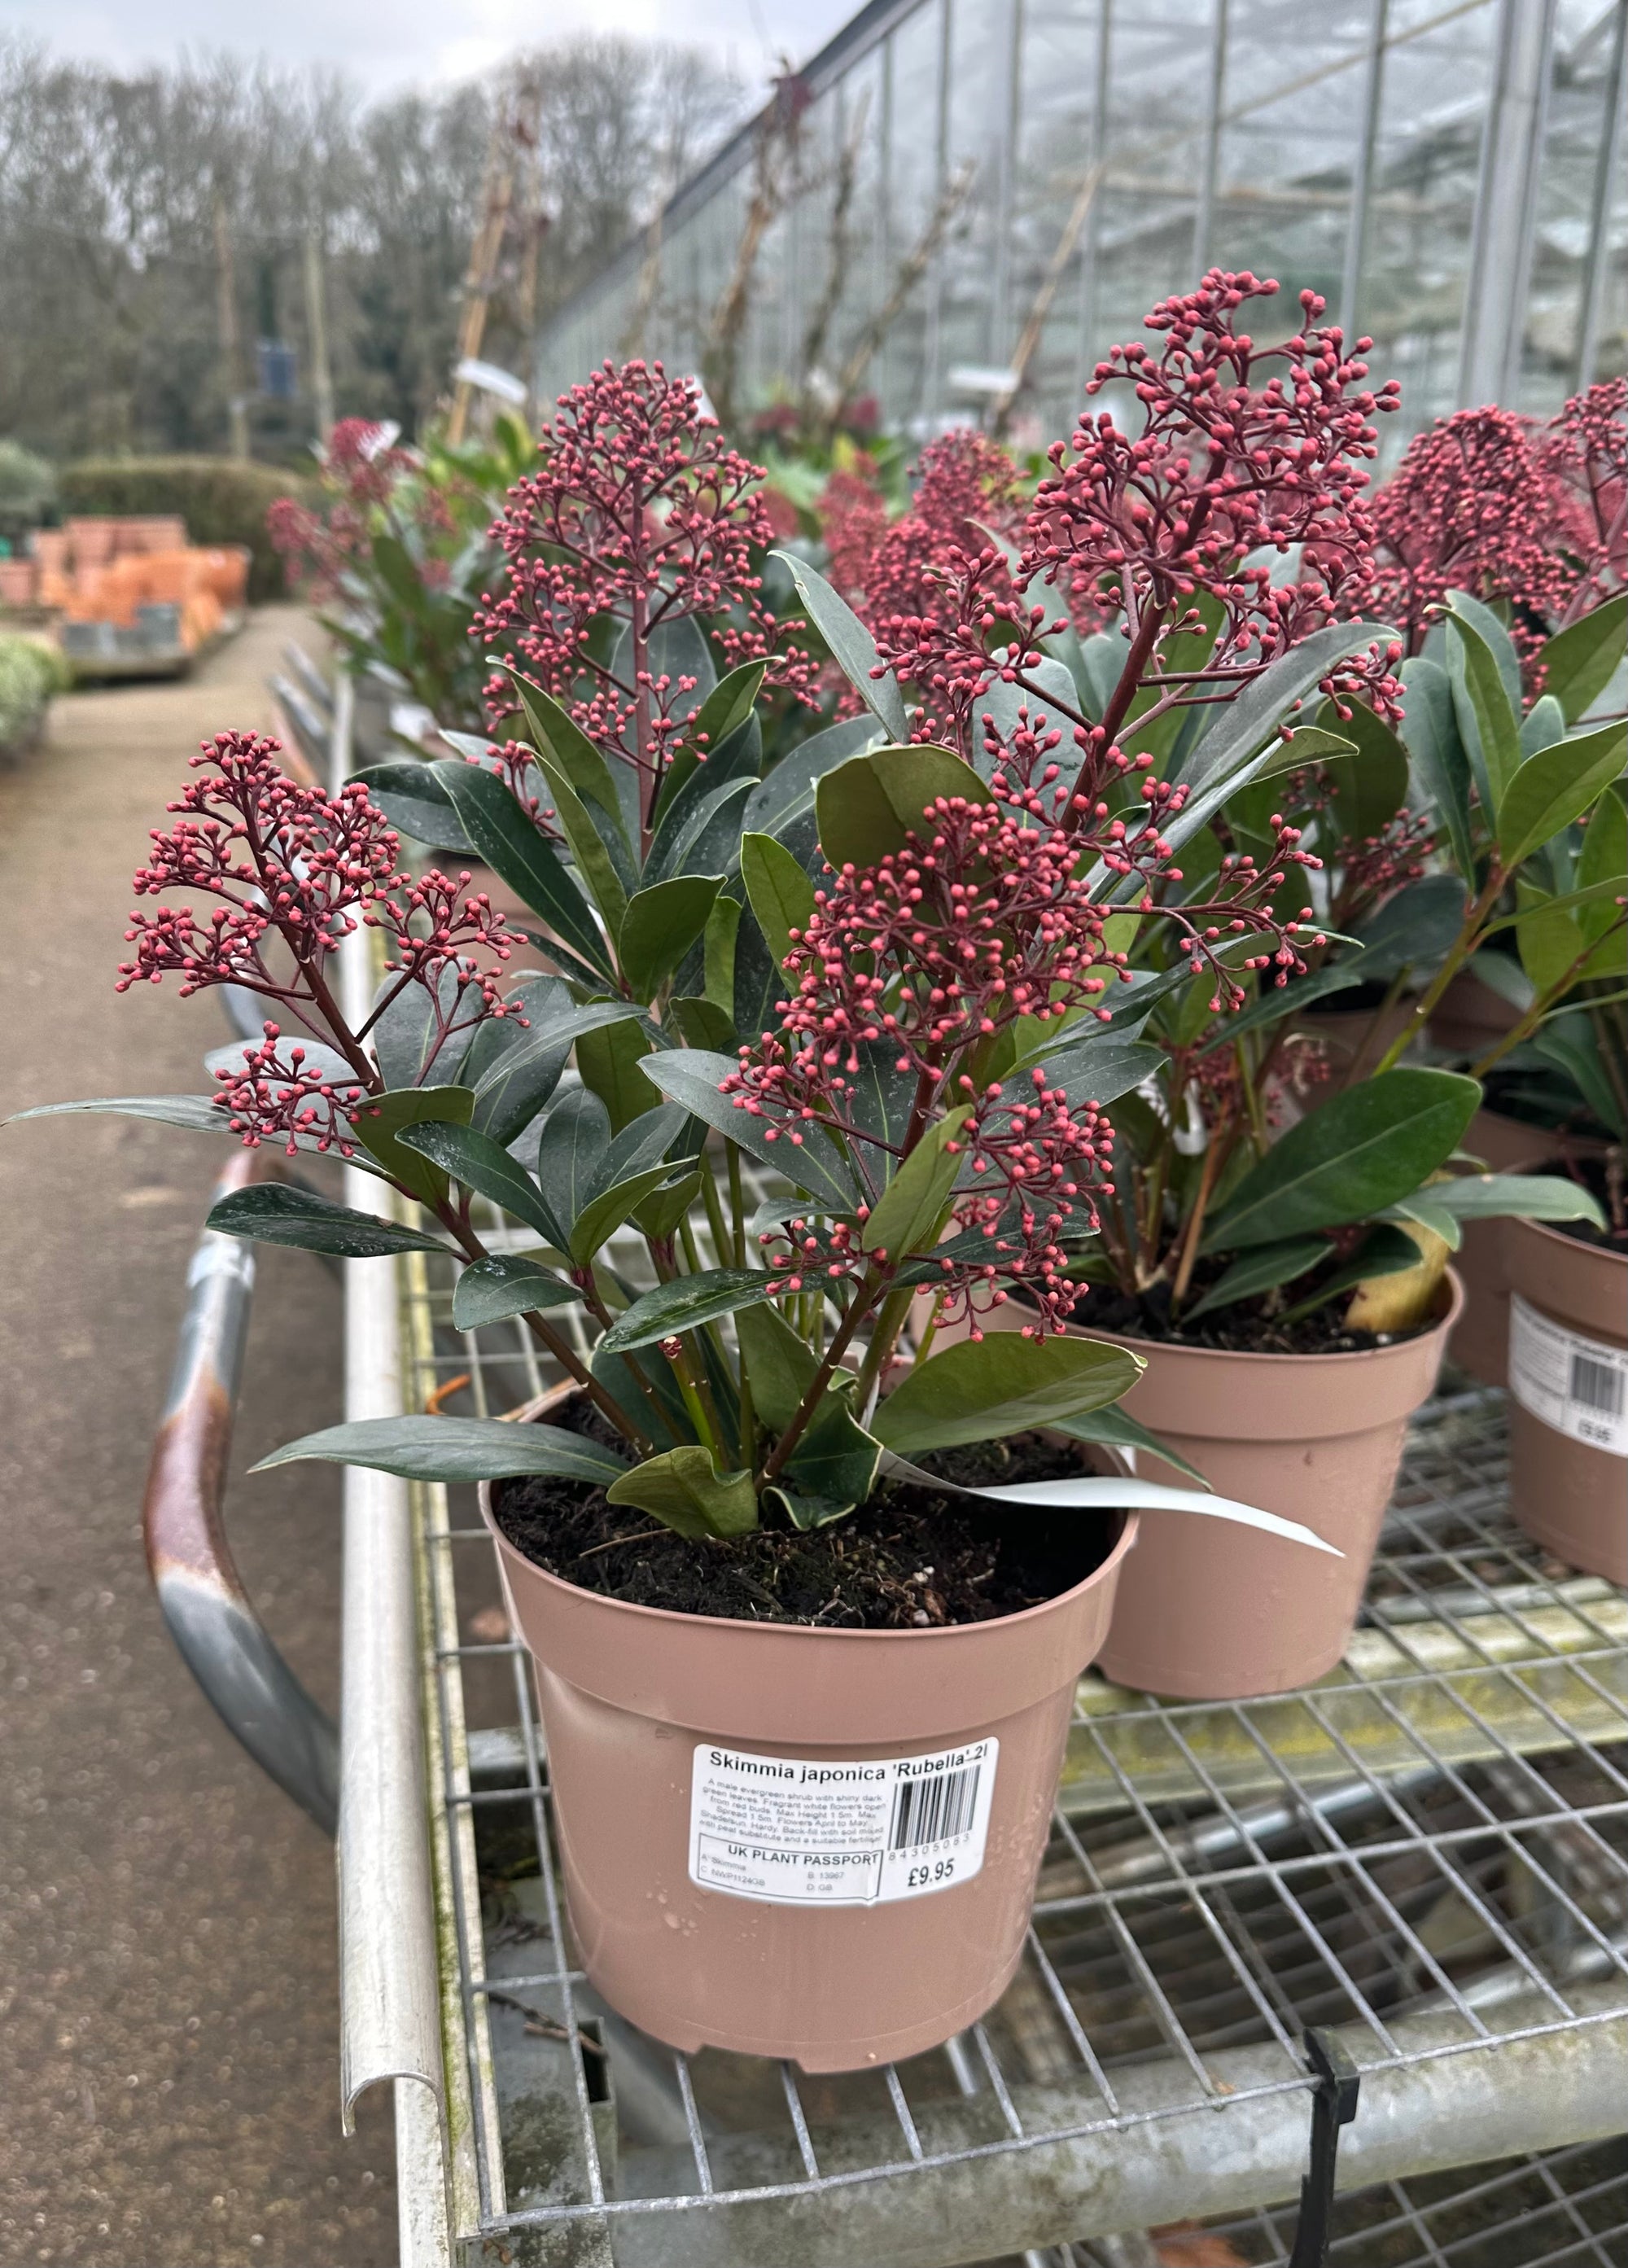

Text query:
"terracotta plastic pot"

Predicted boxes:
[[1298, 992, 1418, 1087], [1428, 967, 1521, 1057], [1503, 1215, 1627, 1584], [480, 1402, 1138, 2071], [1449, 1114, 1609, 1386], [1083, 1274, 1464, 1700]]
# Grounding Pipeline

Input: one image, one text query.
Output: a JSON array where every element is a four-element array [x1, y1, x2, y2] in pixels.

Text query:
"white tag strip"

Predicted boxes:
[[1508, 1295, 1628, 1458], [689, 1736, 998, 1907]]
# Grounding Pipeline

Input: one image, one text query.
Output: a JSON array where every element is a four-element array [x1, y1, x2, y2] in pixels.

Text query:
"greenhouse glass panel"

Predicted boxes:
[[535, 0, 1628, 444]]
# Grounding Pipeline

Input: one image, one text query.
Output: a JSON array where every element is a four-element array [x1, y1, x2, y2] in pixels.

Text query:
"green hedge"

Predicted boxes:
[[56, 457, 320, 602]]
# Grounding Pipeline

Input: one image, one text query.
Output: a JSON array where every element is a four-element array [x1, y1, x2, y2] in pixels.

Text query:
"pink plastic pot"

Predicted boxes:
[[1086, 1276, 1464, 1698], [1503, 1215, 1627, 1584], [481, 1396, 1138, 2072]]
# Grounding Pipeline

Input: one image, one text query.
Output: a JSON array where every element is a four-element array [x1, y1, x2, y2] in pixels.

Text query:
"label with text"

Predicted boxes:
[[1508, 1295, 1628, 1457], [688, 1736, 999, 1907]]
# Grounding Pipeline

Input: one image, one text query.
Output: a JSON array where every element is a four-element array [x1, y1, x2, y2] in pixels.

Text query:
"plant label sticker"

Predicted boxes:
[[688, 1737, 999, 1907], [1508, 1296, 1628, 1457]]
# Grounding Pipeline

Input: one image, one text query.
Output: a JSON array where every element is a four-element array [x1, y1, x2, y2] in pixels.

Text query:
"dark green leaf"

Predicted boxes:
[[499, 668, 627, 833], [1537, 594, 1626, 725], [1398, 656, 1474, 877], [1156, 620, 1403, 866], [208, 1182, 445, 1257], [465, 996, 642, 1150], [1279, 1224, 1425, 1324], [741, 831, 816, 965], [464, 976, 571, 1145], [535, 1088, 610, 1238], [430, 760, 612, 977], [1520, 694, 1568, 758], [1532, 1012, 1627, 1141], [606, 1446, 759, 1539], [742, 712, 881, 841], [354, 760, 475, 853], [1320, 698, 1410, 840], [11, 1094, 229, 1135], [1417, 1171, 1606, 1228], [641, 1049, 856, 1209], [598, 1269, 774, 1355], [369, 961, 479, 1091], [873, 1335, 1143, 1454], [1183, 1235, 1335, 1321], [862, 1107, 971, 1257], [772, 549, 908, 740], [351, 1085, 474, 1205], [575, 1017, 662, 1132], [671, 994, 737, 1051], [1027, 1035, 1165, 1107], [619, 874, 724, 1000], [735, 1299, 829, 1429], [451, 1255, 580, 1329], [396, 1117, 558, 1239], [589, 1103, 691, 1199], [1498, 721, 1627, 870], [567, 1166, 680, 1265], [1203, 1067, 1481, 1251], [1575, 789, 1626, 946], [528, 746, 632, 935], [1351, 873, 1468, 981], [252, 1415, 626, 1485], [703, 891, 742, 1015], [1249, 725, 1362, 782], [1446, 602, 1522, 812], [772, 1390, 882, 1527], [1051, 1407, 1212, 1489], [656, 661, 768, 823], [816, 744, 992, 869]]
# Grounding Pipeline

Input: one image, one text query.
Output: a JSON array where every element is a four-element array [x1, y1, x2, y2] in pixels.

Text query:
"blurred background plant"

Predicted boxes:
[[269, 414, 538, 730], [0, 631, 70, 753], [0, 440, 55, 552]]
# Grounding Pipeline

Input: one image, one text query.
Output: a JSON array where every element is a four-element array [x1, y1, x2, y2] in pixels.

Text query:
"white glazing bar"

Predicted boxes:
[[326, 672, 450, 2260], [1457, 0, 1560, 403]]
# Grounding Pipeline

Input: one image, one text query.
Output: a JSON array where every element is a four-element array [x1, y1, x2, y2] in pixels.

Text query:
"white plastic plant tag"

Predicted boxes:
[[689, 1737, 998, 1907], [877, 1454, 1342, 1556], [1509, 1296, 1628, 1457]]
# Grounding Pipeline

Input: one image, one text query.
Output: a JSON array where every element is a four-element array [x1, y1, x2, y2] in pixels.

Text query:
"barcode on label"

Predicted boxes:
[[888, 1765, 981, 1850], [1569, 1352, 1625, 1418]]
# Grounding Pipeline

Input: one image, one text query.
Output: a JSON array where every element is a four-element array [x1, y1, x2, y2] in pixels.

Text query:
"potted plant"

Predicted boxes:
[[18, 336, 1399, 2073], [1363, 575, 1625, 1578]]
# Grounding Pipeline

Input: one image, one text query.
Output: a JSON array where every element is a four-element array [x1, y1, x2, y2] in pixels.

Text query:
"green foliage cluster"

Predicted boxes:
[[0, 632, 69, 751]]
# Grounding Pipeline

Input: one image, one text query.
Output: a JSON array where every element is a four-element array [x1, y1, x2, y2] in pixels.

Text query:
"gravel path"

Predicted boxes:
[[0, 610, 396, 2267]]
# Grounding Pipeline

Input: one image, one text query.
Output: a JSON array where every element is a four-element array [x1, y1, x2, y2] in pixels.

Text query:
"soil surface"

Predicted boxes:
[[493, 1416, 1118, 1629], [1074, 1272, 1434, 1356]]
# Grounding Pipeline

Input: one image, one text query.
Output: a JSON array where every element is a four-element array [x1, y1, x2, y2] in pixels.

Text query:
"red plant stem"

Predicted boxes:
[[757, 1278, 877, 1486]]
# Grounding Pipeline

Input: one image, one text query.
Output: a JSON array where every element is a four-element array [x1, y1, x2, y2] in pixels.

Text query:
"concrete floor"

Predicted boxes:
[[0, 610, 396, 2266]]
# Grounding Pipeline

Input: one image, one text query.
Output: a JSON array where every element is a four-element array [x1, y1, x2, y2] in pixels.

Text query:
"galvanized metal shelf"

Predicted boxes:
[[389, 1222, 1628, 2268]]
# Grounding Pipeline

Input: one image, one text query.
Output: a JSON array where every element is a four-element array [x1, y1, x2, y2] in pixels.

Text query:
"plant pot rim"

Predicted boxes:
[[1504, 1204, 1628, 1269], [481, 1386, 1140, 1648], [1075, 1265, 1464, 1369]]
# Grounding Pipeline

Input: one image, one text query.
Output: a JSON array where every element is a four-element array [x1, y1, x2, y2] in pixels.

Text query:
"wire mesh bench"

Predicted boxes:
[[144, 668, 1628, 2266]]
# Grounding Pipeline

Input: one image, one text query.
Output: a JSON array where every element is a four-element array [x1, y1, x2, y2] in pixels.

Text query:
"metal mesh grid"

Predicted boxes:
[[395, 1208, 1628, 2267]]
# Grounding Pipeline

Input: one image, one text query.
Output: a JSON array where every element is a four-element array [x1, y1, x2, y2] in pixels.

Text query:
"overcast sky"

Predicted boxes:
[[0, 0, 858, 94]]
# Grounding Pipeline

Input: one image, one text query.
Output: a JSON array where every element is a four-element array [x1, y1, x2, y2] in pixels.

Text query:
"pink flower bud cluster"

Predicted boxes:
[[1338, 804, 1435, 911], [116, 732, 523, 1149], [816, 462, 891, 604], [1540, 379, 1627, 619], [267, 421, 435, 602], [1026, 273, 1403, 714], [214, 1024, 366, 1156], [724, 738, 1320, 1333], [474, 361, 816, 789], [1367, 405, 1573, 665], [117, 731, 402, 993]]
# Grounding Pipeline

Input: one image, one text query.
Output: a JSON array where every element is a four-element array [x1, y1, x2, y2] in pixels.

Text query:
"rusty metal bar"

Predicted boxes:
[[143, 1145, 339, 1836]]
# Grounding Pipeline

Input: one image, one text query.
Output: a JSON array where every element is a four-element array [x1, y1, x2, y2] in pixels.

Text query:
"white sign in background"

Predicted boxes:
[[1508, 1294, 1628, 1458], [688, 1736, 999, 1907]]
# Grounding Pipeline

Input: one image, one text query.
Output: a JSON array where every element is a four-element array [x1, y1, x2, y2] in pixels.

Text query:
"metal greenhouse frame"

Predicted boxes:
[[536, 0, 1627, 448]]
